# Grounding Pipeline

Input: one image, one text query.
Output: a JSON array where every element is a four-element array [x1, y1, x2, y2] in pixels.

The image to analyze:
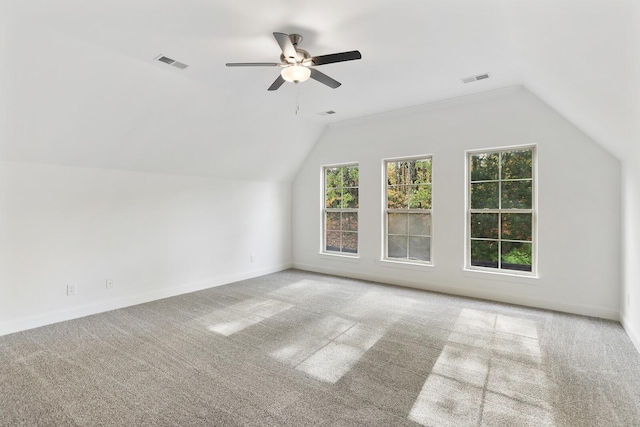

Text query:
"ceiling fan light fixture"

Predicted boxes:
[[281, 65, 311, 83]]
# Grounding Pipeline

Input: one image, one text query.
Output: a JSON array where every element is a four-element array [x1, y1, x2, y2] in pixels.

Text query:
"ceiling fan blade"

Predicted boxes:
[[268, 75, 286, 91], [226, 62, 281, 67], [309, 68, 341, 89], [311, 51, 362, 66], [273, 32, 297, 63]]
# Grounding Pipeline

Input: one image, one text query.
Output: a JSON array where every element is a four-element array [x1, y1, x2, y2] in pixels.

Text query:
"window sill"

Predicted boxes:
[[377, 259, 434, 271], [463, 268, 539, 284], [318, 252, 360, 263]]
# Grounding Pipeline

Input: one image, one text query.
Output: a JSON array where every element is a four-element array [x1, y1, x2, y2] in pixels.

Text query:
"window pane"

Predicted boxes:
[[388, 235, 408, 259], [471, 240, 499, 268], [342, 212, 358, 232], [343, 188, 359, 208], [470, 182, 499, 209], [412, 159, 432, 184], [326, 167, 341, 189], [325, 189, 341, 208], [470, 213, 499, 239], [326, 231, 341, 252], [408, 213, 431, 236], [388, 186, 408, 209], [470, 153, 499, 181], [388, 213, 408, 235], [501, 241, 532, 271], [502, 181, 532, 209], [343, 166, 359, 187], [502, 150, 532, 180], [409, 236, 431, 261], [326, 212, 341, 231], [501, 213, 532, 241], [342, 232, 358, 253], [386, 163, 397, 185], [387, 162, 410, 186], [409, 184, 432, 209]]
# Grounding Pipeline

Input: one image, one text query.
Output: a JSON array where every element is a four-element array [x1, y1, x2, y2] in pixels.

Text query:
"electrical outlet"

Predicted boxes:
[[67, 284, 77, 296], [250, 255, 255, 263], [106, 279, 113, 289]]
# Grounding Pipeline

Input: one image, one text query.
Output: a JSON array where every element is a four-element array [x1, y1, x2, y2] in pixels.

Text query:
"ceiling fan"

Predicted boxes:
[[226, 32, 362, 91]]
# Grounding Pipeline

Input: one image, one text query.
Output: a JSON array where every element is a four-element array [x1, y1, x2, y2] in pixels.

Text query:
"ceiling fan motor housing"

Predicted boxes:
[[281, 50, 311, 64], [281, 34, 310, 64]]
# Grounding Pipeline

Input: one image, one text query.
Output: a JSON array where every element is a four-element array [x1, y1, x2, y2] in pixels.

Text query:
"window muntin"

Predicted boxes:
[[385, 157, 432, 263], [468, 147, 535, 273], [324, 165, 359, 254]]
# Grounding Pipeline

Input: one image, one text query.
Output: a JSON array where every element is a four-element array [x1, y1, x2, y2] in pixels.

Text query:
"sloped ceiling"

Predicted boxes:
[[1, 0, 637, 181]]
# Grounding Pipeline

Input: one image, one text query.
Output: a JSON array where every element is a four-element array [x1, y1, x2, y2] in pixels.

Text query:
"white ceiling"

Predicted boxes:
[[1, 0, 637, 181]]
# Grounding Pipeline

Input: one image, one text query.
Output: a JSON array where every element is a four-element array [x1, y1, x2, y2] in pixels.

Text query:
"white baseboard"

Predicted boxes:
[[621, 314, 640, 354], [293, 262, 619, 321], [0, 263, 292, 337]]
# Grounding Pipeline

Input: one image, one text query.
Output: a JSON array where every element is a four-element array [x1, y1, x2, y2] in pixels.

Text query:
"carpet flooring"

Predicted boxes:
[[1, 269, 639, 426]]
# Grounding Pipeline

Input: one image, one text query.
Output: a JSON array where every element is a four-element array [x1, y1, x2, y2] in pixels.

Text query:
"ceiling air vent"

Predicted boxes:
[[155, 55, 189, 70], [461, 73, 490, 84], [319, 110, 336, 116]]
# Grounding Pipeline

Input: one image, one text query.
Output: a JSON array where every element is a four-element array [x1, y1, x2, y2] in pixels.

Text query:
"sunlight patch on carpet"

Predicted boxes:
[[409, 308, 554, 426]]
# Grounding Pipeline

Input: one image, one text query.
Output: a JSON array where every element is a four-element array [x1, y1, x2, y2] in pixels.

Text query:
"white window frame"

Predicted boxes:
[[465, 145, 537, 276], [383, 155, 433, 265], [322, 163, 359, 257]]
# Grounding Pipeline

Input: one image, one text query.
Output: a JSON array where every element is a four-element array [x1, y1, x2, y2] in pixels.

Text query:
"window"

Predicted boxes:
[[323, 164, 359, 255], [467, 146, 535, 273], [384, 157, 432, 263]]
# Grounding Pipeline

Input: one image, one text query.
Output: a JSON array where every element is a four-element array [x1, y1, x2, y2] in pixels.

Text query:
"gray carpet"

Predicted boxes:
[[1, 269, 639, 426]]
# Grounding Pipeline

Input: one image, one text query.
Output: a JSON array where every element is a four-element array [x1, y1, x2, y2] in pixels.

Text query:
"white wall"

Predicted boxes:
[[0, 161, 292, 336], [292, 87, 621, 320], [622, 150, 640, 351]]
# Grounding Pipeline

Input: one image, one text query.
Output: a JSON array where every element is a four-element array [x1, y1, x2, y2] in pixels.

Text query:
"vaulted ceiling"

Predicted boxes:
[[1, 0, 637, 181]]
